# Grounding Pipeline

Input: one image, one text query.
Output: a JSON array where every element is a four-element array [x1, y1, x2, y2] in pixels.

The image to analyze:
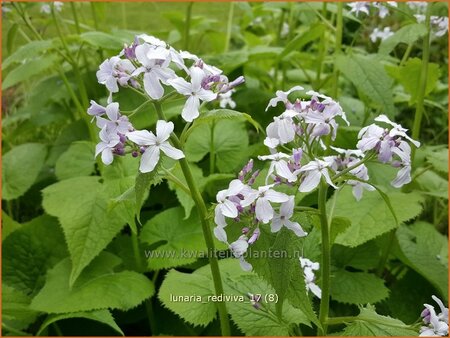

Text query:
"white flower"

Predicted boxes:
[[375, 114, 421, 147], [347, 2, 370, 16], [214, 179, 247, 228], [391, 141, 412, 188], [179, 51, 222, 76], [298, 159, 337, 192], [300, 257, 321, 298], [370, 27, 394, 43], [271, 197, 307, 237], [229, 236, 253, 271], [420, 305, 449, 336], [41, 2, 63, 14], [132, 43, 176, 100], [264, 110, 298, 149], [266, 85, 304, 111], [219, 90, 236, 109], [95, 126, 120, 165], [93, 102, 132, 135], [168, 67, 217, 122], [258, 152, 297, 183], [241, 185, 289, 224], [127, 120, 184, 173]]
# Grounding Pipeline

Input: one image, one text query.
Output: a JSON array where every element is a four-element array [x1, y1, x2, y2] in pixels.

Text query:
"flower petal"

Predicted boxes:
[[181, 96, 200, 122], [299, 170, 321, 192], [139, 146, 160, 173], [255, 197, 274, 224], [220, 199, 238, 218], [143, 72, 164, 99], [127, 130, 156, 146], [265, 189, 289, 203], [156, 120, 174, 142], [160, 142, 185, 160]]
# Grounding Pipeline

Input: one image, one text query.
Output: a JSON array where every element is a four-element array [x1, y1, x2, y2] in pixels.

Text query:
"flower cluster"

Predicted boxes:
[[420, 296, 448, 336], [40, 1, 63, 14], [213, 86, 420, 281], [89, 35, 244, 171], [415, 14, 449, 38], [347, 2, 397, 19], [369, 27, 394, 43]]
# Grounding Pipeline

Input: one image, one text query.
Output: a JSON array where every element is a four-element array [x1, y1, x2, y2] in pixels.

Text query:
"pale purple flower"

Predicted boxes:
[[179, 51, 222, 76], [391, 141, 412, 188], [258, 152, 297, 183], [219, 90, 236, 109], [127, 120, 184, 173], [247, 228, 260, 244], [370, 27, 394, 43], [271, 197, 307, 237], [298, 159, 337, 192], [132, 43, 176, 100], [87, 100, 106, 118], [95, 126, 120, 165], [229, 236, 252, 271], [214, 179, 247, 228], [375, 115, 421, 147], [347, 2, 370, 16], [266, 85, 304, 111], [241, 185, 290, 224], [94, 102, 132, 135], [137, 34, 186, 70], [168, 67, 217, 122], [420, 305, 448, 336], [96, 56, 135, 94]]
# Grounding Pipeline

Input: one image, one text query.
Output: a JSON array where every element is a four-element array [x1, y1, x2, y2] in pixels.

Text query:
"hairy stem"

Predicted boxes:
[[332, 2, 343, 98], [183, 2, 194, 50], [153, 102, 231, 336], [224, 2, 234, 52], [411, 3, 432, 161], [318, 180, 330, 336]]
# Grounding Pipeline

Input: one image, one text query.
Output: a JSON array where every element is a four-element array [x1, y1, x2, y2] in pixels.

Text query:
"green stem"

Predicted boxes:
[[153, 102, 230, 336], [183, 2, 194, 50], [411, 3, 432, 161], [315, 3, 327, 90], [210, 121, 216, 174], [318, 180, 330, 336], [331, 153, 374, 181], [2, 323, 31, 336], [332, 2, 343, 98], [224, 2, 234, 52], [70, 3, 81, 34]]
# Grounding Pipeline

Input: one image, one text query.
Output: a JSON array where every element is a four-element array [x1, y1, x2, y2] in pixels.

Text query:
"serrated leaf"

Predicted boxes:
[[278, 23, 325, 61], [425, 147, 448, 174], [185, 119, 249, 173], [30, 253, 154, 313], [158, 269, 217, 327], [55, 141, 95, 181], [42, 176, 126, 286], [2, 54, 58, 90], [331, 187, 423, 247], [2, 211, 22, 241], [379, 23, 427, 55], [341, 305, 417, 336], [223, 274, 310, 336], [330, 217, 351, 245], [3, 215, 68, 295], [140, 207, 207, 270], [37, 310, 124, 336], [246, 226, 319, 326], [330, 270, 389, 304], [2, 143, 47, 200], [336, 54, 395, 116], [3, 40, 54, 69], [135, 160, 164, 223], [3, 285, 40, 331], [394, 222, 448, 299]]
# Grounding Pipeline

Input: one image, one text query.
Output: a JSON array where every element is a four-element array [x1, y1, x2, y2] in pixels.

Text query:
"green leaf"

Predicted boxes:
[[2, 211, 22, 241], [158, 269, 217, 327], [187, 109, 262, 138], [135, 160, 164, 223], [330, 217, 351, 245], [30, 252, 154, 313], [140, 207, 207, 270], [336, 54, 395, 117], [415, 170, 448, 199], [394, 221, 448, 299], [330, 270, 389, 304], [6, 23, 19, 55], [55, 141, 95, 181], [3, 285, 40, 331], [392, 58, 440, 104], [3, 39, 54, 69], [79, 32, 125, 50], [332, 241, 381, 271], [42, 176, 126, 286], [3, 215, 68, 295], [331, 187, 423, 247], [341, 305, 418, 336], [425, 147, 448, 174], [224, 274, 310, 336], [2, 143, 47, 200], [185, 119, 249, 173], [37, 310, 124, 336], [2, 54, 59, 90], [379, 23, 427, 55], [278, 23, 325, 61], [246, 226, 319, 326]]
